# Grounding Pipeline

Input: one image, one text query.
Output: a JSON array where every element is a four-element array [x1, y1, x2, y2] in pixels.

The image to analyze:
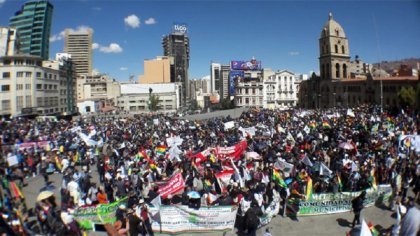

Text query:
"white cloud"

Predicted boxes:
[[124, 14, 140, 28], [92, 7, 102, 11], [120, 67, 128, 71], [97, 43, 123, 53], [145, 17, 156, 25], [92, 43, 99, 50], [288, 51, 300, 56], [0, 0, 6, 7], [50, 26, 93, 42]]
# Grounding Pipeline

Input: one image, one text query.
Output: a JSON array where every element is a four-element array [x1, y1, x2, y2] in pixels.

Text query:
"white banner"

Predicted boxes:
[[149, 205, 237, 234], [7, 155, 19, 167]]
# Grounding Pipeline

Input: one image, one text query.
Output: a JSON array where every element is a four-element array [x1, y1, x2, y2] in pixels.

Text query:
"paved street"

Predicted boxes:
[[21, 168, 403, 236]]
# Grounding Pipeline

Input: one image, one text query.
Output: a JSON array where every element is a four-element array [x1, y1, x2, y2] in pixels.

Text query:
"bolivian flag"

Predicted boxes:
[[368, 222, 379, 236], [306, 177, 313, 201], [10, 181, 24, 199], [273, 169, 287, 188], [322, 120, 331, 129], [155, 145, 167, 156], [309, 121, 317, 129]]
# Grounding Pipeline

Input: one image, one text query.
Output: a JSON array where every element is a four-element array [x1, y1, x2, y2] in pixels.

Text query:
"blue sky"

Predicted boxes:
[[1, 0, 420, 81]]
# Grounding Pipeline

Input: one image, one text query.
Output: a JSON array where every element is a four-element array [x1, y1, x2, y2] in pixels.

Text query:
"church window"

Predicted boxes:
[[335, 45, 338, 53], [343, 64, 347, 78], [342, 45, 345, 54], [336, 63, 340, 78]]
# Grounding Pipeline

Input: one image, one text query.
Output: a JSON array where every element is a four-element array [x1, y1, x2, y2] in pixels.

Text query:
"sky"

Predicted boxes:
[[1, 0, 420, 81]]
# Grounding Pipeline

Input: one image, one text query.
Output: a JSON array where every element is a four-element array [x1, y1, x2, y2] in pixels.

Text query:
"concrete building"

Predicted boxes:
[[138, 56, 173, 84], [76, 74, 120, 102], [0, 54, 76, 116], [210, 63, 221, 95], [0, 27, 19, 56], [220, 64, 231, 100], [189, 76, 210, 100], [117, 83, 180, 113], [299, 13, 419, 109], [264, 70, 298, 109], [162, 25, 190, 105], [234, 70, 264, 108], [9, 0, 53, 60], [64, 28, 93, 76]]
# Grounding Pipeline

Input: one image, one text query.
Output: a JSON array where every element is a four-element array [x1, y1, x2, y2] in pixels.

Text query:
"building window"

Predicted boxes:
[[335, 45, 338, 53], [336, 63, 340, 78], [25, 84, 31, 89], [326, 63, 330, 78], [2, 72, 10, 78], [1, 85, 10, 91], [25, 72, 32, 78], [16, 84, 23, 90], [26, 96, 32, 106], [17, 72, 24, 78], [36, 84, 42, 90], [15, 60, 23, 65], [343, 64, 347, 78], [36, 72, 42, 78], [2, 100, 11, 110], [245, 98, 249, 104], [17, 96, 23, 111]]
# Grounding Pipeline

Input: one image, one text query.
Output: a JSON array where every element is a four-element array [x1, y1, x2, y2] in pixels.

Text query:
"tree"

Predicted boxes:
[[397, 86, 416, 109], [149, 94, 161, 111], [189, 100, 200, 111]]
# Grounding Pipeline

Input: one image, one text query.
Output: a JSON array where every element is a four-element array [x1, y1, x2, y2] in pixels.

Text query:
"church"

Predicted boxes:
[[298, 13, 419, 109]]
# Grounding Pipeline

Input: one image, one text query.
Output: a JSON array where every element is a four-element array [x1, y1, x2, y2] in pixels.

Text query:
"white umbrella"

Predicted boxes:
[[338, 142, 354, 150]]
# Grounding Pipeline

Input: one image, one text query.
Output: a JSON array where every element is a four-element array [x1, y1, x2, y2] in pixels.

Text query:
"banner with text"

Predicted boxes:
[[215, 140, 247, 161], [158, 173, 185, 199], [287, 184, 392, 216], [149, 205, 237, 234], [73, 198, 127, 230]]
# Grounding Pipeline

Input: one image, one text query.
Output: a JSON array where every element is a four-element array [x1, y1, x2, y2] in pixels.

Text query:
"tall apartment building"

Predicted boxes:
[[0, 27, 19, 56], [64, 28, 93, 76], [138, 56, 173, 84], [0, 54, 76, 116], [210, 63, 221, 95], [9, 0, 53, 60], [162, 25, 190, 105], [220, 64, 231, 100]]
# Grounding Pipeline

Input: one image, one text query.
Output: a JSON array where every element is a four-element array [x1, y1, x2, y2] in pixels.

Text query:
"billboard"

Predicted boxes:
[[173, 23, 188, 34], [229, 71, 244, 96], [231, 59, 261, 71]]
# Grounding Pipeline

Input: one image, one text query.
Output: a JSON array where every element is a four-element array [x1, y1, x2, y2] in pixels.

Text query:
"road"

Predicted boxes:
[[22, 169, 402, 236]]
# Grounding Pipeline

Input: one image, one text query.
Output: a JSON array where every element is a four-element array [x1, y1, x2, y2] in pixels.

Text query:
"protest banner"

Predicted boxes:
[[215, 140, 247, 161], [73, 198, 127, 230], [158, 173, 185, 199], [286, 185, 392, 216], [7, 155, 19, 167], [16, 141, 50, 150], [215, 169, 235, 192], [149, 205, 237, 234]]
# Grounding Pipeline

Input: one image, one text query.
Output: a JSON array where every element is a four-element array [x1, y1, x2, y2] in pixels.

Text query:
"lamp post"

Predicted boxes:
[[333, 92, 336, 108]]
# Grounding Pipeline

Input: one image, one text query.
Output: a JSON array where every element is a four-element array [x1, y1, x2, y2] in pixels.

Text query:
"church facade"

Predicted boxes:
[[299, 13, 419, 109]]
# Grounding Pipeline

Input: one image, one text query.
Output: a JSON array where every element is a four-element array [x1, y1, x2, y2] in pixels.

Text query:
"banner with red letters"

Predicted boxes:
[[158, 173, 185, 199], [215, 140, 247, 161]]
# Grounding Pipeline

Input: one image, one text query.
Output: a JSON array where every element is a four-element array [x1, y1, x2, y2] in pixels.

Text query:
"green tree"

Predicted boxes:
[[398, 86, 416, 108], [149, 94, 161, 111], [220, 98, 235, 110], [189, 100, 200, 111]]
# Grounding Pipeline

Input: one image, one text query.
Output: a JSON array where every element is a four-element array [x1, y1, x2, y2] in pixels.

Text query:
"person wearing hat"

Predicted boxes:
[[115, 204, 128, 235], [36, 191, 70, 235], [135, 198, 154, 236]]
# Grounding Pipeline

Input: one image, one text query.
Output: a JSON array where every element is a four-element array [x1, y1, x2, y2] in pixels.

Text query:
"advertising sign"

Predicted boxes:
[[231, 59, 262, 71], [149, 205, 237, 234], [229, 70, 244, 96], [173, 23, 188, 34]]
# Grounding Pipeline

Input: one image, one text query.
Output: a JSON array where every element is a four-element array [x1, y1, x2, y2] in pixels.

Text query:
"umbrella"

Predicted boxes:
[[36, 191, 54, 202], [338, 142, 354, 150], [187, 191, 201, 199]]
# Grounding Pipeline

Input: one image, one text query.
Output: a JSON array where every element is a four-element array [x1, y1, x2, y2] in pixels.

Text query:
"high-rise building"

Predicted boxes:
[[9, 0, 53, 60], [0, 27, 19, 56], [210, 63, 221, 94], [64, 28, 93, 76], [138, 56, 173, 84], [162, 24, 190, 105]]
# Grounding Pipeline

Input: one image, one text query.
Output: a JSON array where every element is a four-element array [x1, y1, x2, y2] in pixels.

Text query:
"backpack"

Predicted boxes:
[[245, 208, 260, 229]]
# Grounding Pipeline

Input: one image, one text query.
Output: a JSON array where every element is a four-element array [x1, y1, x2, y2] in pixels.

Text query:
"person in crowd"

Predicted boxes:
[[351, 191, 366, 227]]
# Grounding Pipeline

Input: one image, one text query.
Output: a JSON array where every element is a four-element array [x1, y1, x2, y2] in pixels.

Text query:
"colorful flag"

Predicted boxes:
[[55, 156, 62, 171], [155, 145, 167, 156], [10, 181, 24, 199], [337, 173, 343, 191], [272, 169, 287, 188], [404, 137, 411, 148], [322, 120, 331, 129], [370, 168, 377, 190], [306, 177, 313, 201], [309, 121, 317, 129]]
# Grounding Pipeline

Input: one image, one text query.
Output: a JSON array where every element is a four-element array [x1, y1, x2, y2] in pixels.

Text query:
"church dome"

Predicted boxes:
[[320, 13, 346, 38]]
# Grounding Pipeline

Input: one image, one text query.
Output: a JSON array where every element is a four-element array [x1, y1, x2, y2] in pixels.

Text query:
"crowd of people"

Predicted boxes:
[[0, 105, 419, 236]]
